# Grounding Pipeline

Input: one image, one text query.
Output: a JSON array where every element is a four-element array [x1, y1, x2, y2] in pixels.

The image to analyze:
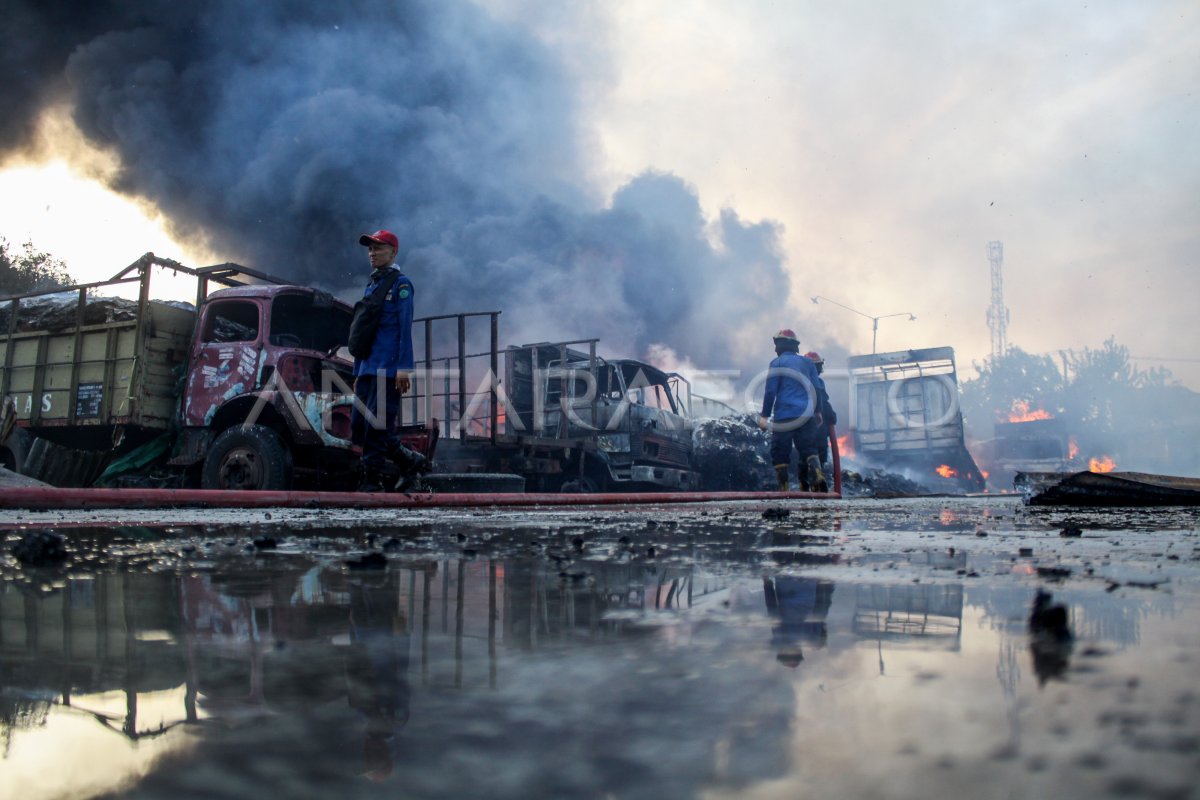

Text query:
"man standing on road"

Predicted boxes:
[[351, 229, 427, 493], [758, 329, 826, 493]]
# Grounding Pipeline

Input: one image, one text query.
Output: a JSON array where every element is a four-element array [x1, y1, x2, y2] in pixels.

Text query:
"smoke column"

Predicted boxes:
[[2, 0, 816, 379]]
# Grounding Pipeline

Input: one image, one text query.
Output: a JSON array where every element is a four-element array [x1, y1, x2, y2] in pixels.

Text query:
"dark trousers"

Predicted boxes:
[[351, 374, 402, 470], [770, 417, 822, 470]]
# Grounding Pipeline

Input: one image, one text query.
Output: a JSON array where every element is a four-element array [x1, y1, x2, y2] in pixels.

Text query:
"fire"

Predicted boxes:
[[1089, 455, 1116, 473], [836, 435, 854, 457], [936, 464, 957, 478], [1068, 437, 1079, 460], [1008, 399, 1053, 423]]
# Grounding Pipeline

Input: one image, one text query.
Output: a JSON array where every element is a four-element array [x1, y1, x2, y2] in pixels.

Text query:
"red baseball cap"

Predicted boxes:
[[359, 230, 399, 249]]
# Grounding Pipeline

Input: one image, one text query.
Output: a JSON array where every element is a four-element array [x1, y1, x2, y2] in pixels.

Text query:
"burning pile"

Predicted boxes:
[[692, 414, 934, 497]]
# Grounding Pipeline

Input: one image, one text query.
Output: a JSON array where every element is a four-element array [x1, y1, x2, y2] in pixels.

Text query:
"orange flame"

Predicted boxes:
[[836, 435, 854, 458], [1089, 455, 1116, 473], [936, 464, 957, 478], [1008, 399, 1053, 423], [1068, 437, 1079, 460]]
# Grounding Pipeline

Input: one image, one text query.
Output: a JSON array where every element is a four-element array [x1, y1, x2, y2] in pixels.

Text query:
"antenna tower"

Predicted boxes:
[[986, 240, 1009, 358]]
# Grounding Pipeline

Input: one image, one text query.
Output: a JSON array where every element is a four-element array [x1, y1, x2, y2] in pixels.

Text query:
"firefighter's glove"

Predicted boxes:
[[395, 371, 411, 394]]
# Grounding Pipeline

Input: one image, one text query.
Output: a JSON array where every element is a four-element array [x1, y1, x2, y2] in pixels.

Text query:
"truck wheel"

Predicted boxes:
[[202, 425, 293, 491], [0, 428, 33, 474]]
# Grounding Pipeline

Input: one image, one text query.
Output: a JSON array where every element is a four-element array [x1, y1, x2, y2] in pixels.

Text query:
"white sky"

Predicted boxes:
[[2, 1, 1197, 386]]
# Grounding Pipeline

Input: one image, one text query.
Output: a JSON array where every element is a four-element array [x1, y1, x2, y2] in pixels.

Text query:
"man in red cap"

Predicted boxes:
[[350, 229, 427, 492], [758, 329, 826, 492]]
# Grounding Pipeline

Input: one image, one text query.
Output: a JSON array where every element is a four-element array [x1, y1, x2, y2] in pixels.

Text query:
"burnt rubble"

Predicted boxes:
[[0, 293, 193, 333], [691, 414, 932, 497], [691, 414, 775, 491]]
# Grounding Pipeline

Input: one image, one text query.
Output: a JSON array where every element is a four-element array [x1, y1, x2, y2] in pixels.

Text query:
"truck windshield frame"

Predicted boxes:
[[201, 300, 260, 344]]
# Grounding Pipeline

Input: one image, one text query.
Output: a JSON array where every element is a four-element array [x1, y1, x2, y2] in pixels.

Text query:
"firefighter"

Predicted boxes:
[[758, 329, 827, 492], [351, 229, 428, 492], [804, 351, 837, 474]]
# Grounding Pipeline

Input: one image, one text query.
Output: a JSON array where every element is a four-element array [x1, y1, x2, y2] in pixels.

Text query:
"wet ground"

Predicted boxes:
[[2, 496, 1199, 799]]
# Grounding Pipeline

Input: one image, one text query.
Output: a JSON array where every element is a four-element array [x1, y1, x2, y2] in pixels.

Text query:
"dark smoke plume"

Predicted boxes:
[[4, 0, 804, 377]]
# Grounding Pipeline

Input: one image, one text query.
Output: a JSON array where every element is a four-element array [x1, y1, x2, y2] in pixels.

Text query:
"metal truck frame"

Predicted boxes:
[[386, 312, 699, 492], [846, 346, 985, 492]]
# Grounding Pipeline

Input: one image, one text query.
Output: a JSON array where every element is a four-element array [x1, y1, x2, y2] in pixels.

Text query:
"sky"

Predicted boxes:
[[1, 0, 1197, 390]]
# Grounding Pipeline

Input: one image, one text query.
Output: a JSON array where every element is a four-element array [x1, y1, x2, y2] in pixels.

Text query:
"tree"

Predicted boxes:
[[0, 238, 73, 296], [960, 347, 1065, 432]]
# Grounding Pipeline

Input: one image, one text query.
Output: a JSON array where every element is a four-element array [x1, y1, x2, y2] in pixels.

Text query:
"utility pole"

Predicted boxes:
[[986, 241, 1009, 359]]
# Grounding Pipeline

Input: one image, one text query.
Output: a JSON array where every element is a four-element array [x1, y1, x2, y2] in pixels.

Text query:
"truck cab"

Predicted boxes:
[[505, 344, 698, 491]]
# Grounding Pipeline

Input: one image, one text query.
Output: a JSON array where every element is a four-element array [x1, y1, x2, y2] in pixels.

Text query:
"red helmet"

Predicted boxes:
[[773, 328, 799, 344], [804, 351, 823, 364]]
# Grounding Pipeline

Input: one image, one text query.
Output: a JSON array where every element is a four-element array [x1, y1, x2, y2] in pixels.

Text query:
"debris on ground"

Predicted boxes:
[[839, 468, 929, 498], [1018, 470, 1200, 506], [691, 414, 774, 491]]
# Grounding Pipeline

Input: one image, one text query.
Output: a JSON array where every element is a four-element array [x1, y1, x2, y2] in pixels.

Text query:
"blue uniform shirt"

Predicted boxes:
[[353, 265, 415, 378], [761, 351, 820, 420]]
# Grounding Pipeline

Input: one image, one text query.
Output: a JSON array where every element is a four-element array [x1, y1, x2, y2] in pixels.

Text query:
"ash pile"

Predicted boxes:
[[691, 413, 775, 491], [839, 468, 929, 498], [692, 414, 932, 497]]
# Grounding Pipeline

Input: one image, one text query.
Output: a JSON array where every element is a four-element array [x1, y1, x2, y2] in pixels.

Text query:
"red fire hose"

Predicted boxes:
[[828, 422, 842, 496]]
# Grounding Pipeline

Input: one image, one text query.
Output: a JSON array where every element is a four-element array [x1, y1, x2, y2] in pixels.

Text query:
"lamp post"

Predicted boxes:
[[810, 296, 916, 354]]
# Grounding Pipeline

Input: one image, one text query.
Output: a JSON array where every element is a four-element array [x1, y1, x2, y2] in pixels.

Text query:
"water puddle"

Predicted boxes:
[[2, 504, 1199, 798]]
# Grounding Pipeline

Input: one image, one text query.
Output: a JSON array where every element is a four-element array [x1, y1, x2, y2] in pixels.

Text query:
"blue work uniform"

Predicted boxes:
[[760, 351, 823, 475], [351, 265, 415, 471]]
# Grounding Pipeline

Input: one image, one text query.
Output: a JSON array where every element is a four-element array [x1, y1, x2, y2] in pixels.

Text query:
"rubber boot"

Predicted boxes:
[[806, 455, 828, 493], [357, 465, 385, 493], [775, 465, 790, 492], [389, 442, 429, 492]]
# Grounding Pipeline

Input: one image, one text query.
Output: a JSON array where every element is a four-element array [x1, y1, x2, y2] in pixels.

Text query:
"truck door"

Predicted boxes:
[[183, 299, 263, 426]]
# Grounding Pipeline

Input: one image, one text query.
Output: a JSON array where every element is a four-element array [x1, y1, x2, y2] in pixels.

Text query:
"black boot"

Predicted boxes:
[[357, 465, 385, 493], [388, 442, 427, 474], [805, 455, 828, 493], [389, 442, 429, 492]]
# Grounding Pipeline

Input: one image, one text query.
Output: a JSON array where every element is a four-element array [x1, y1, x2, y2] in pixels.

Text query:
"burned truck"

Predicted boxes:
[[390, 315, 700, 492], [0, 253, 435, 490], [846, 346, 986, 492]]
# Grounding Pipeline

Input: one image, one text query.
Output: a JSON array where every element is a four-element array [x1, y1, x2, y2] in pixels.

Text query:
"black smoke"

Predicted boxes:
[[4, 0, 804, 377]]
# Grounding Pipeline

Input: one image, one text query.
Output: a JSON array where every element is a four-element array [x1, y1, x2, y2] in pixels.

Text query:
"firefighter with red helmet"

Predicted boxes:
[[758, 329, 827, 492]]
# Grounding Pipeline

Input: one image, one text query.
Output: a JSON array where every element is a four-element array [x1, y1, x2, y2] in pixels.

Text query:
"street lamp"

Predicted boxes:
[[810, 296, 916, 354]]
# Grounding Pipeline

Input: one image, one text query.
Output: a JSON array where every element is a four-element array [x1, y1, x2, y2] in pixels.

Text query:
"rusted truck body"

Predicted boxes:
[[0, 254, 434, 489], [846, 346, 986, 492], [389, 315, 699, 492]]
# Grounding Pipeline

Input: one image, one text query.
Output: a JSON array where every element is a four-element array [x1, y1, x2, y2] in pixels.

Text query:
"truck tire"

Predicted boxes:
[[202, 424, 293, 491], [1, 428, 33, 474]]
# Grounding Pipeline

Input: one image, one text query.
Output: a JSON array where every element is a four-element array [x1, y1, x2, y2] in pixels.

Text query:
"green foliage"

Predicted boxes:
[[961, 347, 1065, 428], [0, 238, 73, 297], [961, 338, 1176, 439]]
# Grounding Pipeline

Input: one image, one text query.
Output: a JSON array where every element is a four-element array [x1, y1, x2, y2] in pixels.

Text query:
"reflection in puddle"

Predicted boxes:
[[1, 524, 1197, 799]]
